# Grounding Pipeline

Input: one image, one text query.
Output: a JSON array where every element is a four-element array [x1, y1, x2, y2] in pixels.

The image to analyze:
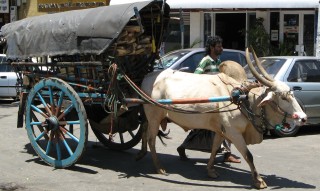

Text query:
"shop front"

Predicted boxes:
[[165, 0, 320, 56], [279, 11, 315, 56], [187, 10, 316, 56]]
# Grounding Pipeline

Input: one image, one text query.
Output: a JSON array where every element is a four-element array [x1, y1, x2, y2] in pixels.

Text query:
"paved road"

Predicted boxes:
[[0, 99, 319, 191]]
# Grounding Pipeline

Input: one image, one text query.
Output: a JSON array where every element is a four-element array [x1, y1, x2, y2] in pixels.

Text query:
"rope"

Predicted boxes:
[[104, 63, 120, 140], [239, 102, 265, 133], [239, 87, 295, 133]]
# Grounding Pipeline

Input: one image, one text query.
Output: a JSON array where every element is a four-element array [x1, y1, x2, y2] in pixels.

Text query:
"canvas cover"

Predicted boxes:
[[1, 0, 168, 60]]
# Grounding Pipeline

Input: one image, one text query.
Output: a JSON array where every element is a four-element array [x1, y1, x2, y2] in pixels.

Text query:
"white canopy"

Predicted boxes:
[[111, 0, 319, 9]]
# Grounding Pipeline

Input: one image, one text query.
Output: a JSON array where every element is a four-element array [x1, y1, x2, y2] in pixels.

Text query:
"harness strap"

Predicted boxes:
[[239, 88, 295, 133], [122, 72, 241, 114], [239, 100, 266, 134]]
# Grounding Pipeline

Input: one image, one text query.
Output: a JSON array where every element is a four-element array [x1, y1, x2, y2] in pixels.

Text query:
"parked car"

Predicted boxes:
[[244, 56, 320, 137], [155, 48, 252, 72], [0, 54, 18, 99]]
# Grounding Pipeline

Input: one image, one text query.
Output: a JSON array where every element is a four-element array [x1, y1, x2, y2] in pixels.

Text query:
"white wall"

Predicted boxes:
[[190, 12, 202, 48]]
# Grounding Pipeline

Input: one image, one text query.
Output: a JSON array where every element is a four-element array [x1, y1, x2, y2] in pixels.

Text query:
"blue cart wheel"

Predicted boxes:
[[25, 78, 88, 168]]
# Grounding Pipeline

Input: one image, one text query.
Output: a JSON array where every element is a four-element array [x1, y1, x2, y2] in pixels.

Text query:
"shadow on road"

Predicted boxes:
[[22, 140, 316, 190], [0, 99, 19, 108], [264, 125, 320, 140], [296, 125, 320, 136]]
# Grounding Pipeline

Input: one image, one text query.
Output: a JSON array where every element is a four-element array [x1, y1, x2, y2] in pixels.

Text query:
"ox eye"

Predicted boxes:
[[289, 91, 295, 98], [280, 94, 289, 101]]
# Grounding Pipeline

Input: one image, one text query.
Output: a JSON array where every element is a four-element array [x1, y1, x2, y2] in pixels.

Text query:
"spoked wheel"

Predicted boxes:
[[87, 105, 143, 150], [25, 78, 88, 168]]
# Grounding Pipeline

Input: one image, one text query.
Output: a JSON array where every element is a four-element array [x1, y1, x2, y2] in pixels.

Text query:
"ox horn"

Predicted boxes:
[[252, 48, 274, 82], [245, 48, 273, 87]]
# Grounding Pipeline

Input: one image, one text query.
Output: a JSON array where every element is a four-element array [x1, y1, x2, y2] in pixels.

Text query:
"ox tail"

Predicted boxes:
[[157, 129, 171, 146]]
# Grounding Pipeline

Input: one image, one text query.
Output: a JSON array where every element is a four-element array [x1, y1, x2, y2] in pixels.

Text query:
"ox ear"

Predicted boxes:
[[258, 92, 274, 107]]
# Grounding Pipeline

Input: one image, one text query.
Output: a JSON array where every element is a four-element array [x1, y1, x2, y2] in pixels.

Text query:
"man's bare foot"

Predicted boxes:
[[224, 153, 241, 163]]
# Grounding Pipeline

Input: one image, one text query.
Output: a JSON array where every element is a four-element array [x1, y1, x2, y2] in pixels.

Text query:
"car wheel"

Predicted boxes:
[[271, 121, 301, 137]]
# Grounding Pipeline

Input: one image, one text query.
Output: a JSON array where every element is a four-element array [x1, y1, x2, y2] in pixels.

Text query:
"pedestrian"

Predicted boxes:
[[177, 35, 241, 163]]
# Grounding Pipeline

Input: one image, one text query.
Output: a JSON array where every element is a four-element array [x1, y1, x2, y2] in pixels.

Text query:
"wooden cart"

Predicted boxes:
[[0, 0, 170, 168]]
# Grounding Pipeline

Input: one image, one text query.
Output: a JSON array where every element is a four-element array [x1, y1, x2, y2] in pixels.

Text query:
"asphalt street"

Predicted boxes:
[[0, 99, 319, 191]]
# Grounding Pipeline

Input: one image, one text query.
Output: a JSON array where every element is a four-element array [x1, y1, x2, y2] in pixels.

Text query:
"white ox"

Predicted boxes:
[[137, 48, 307, 189]]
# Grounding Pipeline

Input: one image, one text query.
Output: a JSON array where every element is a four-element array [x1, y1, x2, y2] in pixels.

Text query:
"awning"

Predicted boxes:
[[111, 0, 319, 9]]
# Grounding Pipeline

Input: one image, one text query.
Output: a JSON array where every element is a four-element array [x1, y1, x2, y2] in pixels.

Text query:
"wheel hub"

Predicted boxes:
[[46, 116, 59, 130]]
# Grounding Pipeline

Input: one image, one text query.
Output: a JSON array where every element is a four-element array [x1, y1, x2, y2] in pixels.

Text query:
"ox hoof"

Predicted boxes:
[[157, 168, 168, 176], [253, 178, 267, 189], [208, 169, 219, 179], [135, 151, 147, 161]]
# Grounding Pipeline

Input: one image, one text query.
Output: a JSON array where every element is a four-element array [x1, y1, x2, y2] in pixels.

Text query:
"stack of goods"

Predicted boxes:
[[112, 25, 153, 56]]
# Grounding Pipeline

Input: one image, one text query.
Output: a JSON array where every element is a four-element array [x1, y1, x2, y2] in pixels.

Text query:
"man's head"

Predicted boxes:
[[205, 35, 223, 57]]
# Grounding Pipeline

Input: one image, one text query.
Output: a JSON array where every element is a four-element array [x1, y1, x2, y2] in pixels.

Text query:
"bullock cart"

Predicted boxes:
[[0, 0, 249, 170], [0, 2, 305, 188], [0, 0, 171, 168]]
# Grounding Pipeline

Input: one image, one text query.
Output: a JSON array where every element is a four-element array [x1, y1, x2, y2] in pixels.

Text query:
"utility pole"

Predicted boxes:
[[316, 0, 320, 57], [179, 8, 184, 49]]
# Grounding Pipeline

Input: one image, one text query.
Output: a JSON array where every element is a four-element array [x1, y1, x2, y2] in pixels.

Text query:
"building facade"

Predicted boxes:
[[165, 0, 320, 56], [0, 0, 110, 28], [1, 0, 319, 56]]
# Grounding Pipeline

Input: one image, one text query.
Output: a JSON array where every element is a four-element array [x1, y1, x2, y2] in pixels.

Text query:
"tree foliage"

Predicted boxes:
[[245, 17, 271, 56]]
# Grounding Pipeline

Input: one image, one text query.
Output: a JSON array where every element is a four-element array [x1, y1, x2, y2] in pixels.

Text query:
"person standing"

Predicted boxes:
[[177, 35, 241, 163], [194, 36, 223, 74]]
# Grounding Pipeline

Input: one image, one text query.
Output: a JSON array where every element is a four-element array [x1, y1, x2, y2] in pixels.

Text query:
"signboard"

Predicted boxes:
[[10, 6, 17, 22], [284, 26, 299, 33], [0, 0, 9, 13], [271, 30, 278, 41], [37, 0, 110, 12]]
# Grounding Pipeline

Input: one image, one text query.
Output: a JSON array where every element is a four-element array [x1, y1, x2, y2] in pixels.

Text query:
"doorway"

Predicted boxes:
[[202, 12, 246, 50], [280, 11, 315, 56], [215, 13, 246, 50]]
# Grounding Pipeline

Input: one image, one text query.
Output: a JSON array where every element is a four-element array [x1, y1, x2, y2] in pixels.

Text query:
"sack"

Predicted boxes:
[[182, 129, 214, 152]]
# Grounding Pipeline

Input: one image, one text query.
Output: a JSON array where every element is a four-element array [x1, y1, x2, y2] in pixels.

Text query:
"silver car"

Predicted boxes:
[[155, 48, 251, 72], [245, 56, 320, 137], [0, 54, 18, 99]]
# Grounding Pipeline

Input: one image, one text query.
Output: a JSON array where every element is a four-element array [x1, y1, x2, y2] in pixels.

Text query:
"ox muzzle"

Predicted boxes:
[[292, 112, 307, 126]]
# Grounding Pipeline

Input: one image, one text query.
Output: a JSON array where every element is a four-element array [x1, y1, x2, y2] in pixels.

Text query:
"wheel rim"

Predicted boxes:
[[25, 78, 88, 168], [274, 121, 300, 137]]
